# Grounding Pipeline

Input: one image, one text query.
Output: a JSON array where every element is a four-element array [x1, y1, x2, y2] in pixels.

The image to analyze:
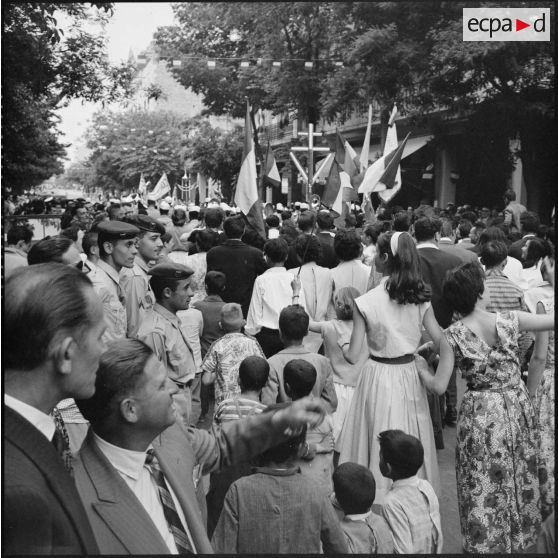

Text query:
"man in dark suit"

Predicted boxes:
[[437, 219, 478, 263], [508, 211, 540, 262], [206, 215, 267, 317], [4, 264, 103, 554], [414, 217, 462, 433], [315, 211, 339, 269], [73, 338, 328, 554]]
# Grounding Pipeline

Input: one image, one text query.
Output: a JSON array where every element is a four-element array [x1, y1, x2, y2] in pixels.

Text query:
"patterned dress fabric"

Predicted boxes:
[[444, 311, 547, 553], [534, 297, 555, 520]]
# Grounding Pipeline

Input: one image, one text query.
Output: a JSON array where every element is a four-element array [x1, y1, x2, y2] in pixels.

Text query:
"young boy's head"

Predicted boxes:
[[238, 356, 269, 394], [283, 359, 316, 401], [278, 305, 309, 345], [205, 270, 226, 296], [333, 463, 376, 515], [378, 429, 424, 480], [220, 303, 245, 333]]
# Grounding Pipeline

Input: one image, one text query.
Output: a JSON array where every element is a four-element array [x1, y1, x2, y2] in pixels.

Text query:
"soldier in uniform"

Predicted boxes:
[[91, 221, 140, 343], [120, 215, 165, 338], [138, 261, 198, 427]]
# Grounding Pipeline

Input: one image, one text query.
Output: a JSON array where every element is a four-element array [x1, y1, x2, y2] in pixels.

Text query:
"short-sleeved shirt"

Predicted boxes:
[[119, 256, 156, 338], [138, 303, 197, 384], [213, 397, 266, 425], [202, 333, 265, 405], [90, 259, 127, 343], [355, 278, 431, 358], [192, 296, 226, 357], [340, 511, 394, 554]]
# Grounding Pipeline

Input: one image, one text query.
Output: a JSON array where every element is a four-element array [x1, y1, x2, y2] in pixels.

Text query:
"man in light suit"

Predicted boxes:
[[74, 338, 328, 554], [4, 264, 103, 554]]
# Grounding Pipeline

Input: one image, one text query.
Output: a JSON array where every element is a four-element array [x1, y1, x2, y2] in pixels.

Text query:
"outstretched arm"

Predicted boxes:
[[527, 302, 550, 397], [517, 311, 554, 333], [341, 304, 366, 364], [417, 335, 455, 395]]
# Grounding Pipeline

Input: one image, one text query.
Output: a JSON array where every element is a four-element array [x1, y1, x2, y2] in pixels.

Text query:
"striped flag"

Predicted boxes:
[[360, 105, 373, 172], [263, 143, 281, 188], [358, 132, 410, 196], [149, 172, 171, 200], [322, 160, 357, 215], [234, 101, 266, 239]]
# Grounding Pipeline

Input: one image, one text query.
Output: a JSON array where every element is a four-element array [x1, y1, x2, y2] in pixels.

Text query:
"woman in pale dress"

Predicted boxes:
[[336, 231, 442, 504]]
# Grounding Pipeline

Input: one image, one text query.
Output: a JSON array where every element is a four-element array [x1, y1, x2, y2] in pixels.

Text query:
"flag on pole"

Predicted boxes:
[[138, 173, 147, 196], [263, 143, 281, 188], [358, 132, 410, 196], [197, 173, 207, 202], [312, 153, 334, 184], [322, 160, 357, 215], [360, 105, 373, 172], [149, 172, 171, 201], [334, 130, 359, 178], [235, 100, 266, 239], [378, 106, 403, 203]]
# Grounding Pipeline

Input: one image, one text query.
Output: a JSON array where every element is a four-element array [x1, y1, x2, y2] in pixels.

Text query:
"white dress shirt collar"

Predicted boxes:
[[345, 510, 372, 522], [93, 432, 151, 481], [416, 241, 439, 250], [392, 474, 420, 489], [4, 394, 56, 441], [263, 266, 287, 274]]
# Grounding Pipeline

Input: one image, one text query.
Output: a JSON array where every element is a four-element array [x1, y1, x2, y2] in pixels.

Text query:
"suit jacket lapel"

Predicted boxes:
[[80, 432, 171, 554], [5, 408, 99, 554], [154, 436, 214, 553]]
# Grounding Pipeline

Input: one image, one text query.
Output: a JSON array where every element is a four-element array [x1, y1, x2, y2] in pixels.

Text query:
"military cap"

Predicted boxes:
[[97, 220, 140, 241], [126, 214, 165, 235], [148, 261, 194, 279]]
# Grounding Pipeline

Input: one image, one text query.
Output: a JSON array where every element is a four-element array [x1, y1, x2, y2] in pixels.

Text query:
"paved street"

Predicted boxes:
[[436, 374, 467, 554]]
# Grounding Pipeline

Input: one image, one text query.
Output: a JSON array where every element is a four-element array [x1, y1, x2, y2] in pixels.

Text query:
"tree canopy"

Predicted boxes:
[[75, 109, 244, 200], [2, 2, 136, 192]]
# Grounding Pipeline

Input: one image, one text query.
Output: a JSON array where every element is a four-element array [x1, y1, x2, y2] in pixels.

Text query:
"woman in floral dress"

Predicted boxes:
[[527, 257, 555, 520], [418, 261, 554, 553]]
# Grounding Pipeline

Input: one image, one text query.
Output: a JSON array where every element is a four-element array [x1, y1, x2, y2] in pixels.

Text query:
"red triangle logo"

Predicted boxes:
[[516, 19, 530, 31]]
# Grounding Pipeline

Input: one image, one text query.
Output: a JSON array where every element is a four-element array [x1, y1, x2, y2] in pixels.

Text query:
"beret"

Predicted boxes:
[[126, 214, 165, 235], [148, 261, 194, 279], [97, 220, 140, 240]]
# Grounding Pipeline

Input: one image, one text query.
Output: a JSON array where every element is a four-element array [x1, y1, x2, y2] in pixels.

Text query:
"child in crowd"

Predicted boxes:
[[192, 271, 227, 421], [201, 303, 265, 409], [192, 271, 227, 357], [261, 304, 337, 414], [211, 413, 348, 554], [283, 359, 335, 492], [379, 430, 443, 554], [332, 462, 394, 554], [206, 355, 270, 537], [307, 285, 368, 440], [213, 355, 269, 425]]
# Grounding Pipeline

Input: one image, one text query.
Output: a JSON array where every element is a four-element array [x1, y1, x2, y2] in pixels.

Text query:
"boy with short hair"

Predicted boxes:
[[332, 462, 394, 554], [261, 305, 337, 413], [379, 429, 443, 554], [206, 355, 270, 537], [211, 415, 348, 554], [284, 359, 335, 491], [201, 303, 265, 409]]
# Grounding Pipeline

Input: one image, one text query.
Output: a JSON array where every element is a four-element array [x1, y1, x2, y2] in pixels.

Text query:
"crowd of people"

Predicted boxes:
[[3, 187, 555, 554]]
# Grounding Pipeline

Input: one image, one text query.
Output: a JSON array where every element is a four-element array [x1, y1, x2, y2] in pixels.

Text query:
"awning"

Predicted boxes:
[[362, 134, 433, 161]]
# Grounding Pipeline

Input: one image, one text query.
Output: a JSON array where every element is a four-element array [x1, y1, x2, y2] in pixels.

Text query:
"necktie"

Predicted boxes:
[[50, 407, 74, 475], [145, 449, 193, 554]]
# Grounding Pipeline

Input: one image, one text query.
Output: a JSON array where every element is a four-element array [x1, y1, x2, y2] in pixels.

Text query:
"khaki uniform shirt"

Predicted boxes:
[[138, 303, 197, 384], [91, 259, 127, 343], [120, 256, 155, 338]]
